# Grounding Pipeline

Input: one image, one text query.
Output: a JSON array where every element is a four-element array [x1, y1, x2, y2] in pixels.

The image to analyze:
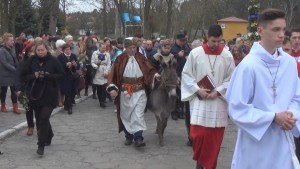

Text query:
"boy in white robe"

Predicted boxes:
[[226, 8, 300, 169]]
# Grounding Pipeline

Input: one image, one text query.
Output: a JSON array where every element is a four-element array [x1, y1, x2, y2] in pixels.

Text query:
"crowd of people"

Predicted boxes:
[[1, 7, 300, 169]]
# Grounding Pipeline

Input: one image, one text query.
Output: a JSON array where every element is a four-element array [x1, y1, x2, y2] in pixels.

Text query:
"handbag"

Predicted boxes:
[[72, 71, 80, 79], [78, 77, 86, 90], [30, 79, 47, 100]]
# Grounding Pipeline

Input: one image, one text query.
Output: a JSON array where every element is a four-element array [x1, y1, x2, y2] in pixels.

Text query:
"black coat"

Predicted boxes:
[[57, 53, 79, 96], [25, 54, 65, 108]]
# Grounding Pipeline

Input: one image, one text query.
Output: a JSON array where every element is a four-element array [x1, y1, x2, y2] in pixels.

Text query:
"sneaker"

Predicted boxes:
[[134, 140, 146, 147]]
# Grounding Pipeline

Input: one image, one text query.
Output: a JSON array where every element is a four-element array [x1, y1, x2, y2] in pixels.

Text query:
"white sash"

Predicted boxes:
[[285, 131, 300, 169]]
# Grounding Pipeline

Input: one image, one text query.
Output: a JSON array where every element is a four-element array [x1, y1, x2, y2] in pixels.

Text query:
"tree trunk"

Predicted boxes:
[[9, 0, 20, 35], [62, 0, 66, 28], [113, 0, 126, 36], [48, 0, 59, 35], [166, 0, 173, 38], [144, 0, 152, 38], [103, 0, 108, 36], [38, 14, 46, 35], [1, 0, 9, 33]]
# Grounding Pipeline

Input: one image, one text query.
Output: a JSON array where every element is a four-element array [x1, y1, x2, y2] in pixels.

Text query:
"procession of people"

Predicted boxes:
[[1, 7, 300, 169]]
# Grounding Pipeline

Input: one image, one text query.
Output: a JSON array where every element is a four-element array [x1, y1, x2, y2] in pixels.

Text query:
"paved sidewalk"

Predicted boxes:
[[0, 97, 236, 169]]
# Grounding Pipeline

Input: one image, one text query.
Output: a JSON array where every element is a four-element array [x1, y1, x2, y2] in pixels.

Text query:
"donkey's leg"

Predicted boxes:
[[158, 112, 166, 146], [162, 115, 169, 136], [155, 115, 160, 134]]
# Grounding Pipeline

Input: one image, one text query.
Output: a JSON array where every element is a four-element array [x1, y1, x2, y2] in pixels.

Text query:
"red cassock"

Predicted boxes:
[[190, 125, 225, 169]]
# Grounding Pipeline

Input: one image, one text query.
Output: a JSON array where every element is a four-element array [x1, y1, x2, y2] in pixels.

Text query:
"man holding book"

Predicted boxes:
[[181, 25, 235, 169]]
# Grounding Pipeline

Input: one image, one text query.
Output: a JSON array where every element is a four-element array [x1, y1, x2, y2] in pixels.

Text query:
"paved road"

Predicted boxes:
[[0, 96, 236, 169]]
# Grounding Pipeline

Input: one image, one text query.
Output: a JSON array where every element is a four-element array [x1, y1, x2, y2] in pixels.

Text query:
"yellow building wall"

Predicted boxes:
[[218, 22, 248, 41]]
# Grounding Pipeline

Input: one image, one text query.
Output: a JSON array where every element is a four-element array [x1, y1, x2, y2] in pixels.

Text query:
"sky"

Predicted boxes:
[[66, 1, 99, 13]]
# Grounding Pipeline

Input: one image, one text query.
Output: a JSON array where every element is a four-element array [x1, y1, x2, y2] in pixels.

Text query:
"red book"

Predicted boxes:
[[197, 75, 215, 100]]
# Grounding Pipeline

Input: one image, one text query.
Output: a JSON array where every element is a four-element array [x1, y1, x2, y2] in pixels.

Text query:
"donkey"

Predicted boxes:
[[148, 59, 178, 146]]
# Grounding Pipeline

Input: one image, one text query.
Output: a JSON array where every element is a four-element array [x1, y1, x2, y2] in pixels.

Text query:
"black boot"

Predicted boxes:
[[37, 145, 44, 156], [100, 102, 106, 108], [171, 111, 178, 120], [68, 108, 73, 115]]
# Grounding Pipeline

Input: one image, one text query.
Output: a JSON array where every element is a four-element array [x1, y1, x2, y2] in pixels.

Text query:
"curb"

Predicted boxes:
[[0, 93, 92, 140]]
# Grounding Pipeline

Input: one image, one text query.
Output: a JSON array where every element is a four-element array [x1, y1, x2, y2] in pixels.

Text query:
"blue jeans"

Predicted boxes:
[[123, 127, 144, 141]]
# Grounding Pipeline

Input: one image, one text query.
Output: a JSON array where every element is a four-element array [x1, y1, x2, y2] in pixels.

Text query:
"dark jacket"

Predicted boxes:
[[107, 51, 157, 133], [171, 43, 191, 76], [57, 53, 79, 96], [85, 46, 97, 65], [25, 54, 65, 107], [0, 46, 18, 86], [145, 48, 157, 60]]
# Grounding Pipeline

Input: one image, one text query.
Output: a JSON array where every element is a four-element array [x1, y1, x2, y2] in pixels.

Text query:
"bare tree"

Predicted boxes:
[[48, 0, 60, 35], [282, 0, 300, 27], [0, 0, 9, 34], [113, 0, 126, 36], [165, 0, 173, 37], [144, 0, 153, 37]]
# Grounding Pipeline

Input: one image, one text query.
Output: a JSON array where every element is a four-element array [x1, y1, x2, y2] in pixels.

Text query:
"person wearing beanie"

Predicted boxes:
[[107, 39, 158, 147]]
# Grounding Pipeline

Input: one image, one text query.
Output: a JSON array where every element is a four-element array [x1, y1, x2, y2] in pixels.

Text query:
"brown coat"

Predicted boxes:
[[107, 51, 157, 133]]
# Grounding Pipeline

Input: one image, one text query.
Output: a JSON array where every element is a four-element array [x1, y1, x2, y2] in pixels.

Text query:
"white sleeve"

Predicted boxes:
[[181, 51, 200, 101], [226, 62, 275, 142], [91, 51, 98, 68]]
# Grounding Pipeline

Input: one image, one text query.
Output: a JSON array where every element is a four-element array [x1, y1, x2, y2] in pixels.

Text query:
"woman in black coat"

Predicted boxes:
[[15, 44, 36, 136], [57, 44, 79, 114], [24, 41, 65, 156]]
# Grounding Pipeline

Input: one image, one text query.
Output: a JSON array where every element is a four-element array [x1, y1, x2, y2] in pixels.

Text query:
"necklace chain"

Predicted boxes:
[[262, 60, 280, 104], [207, 55, 217, 77]]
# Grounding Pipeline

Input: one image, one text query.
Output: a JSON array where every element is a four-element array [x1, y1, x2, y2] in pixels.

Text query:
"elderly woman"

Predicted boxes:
[[0, 33, 19, 114], [91, 44, 111, 107], [57, 44, 79, 114], [24, 41, 65, 156]]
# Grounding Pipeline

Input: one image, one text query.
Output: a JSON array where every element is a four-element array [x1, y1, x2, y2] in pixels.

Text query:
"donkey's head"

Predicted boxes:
[[160, 59, 178, 97]]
